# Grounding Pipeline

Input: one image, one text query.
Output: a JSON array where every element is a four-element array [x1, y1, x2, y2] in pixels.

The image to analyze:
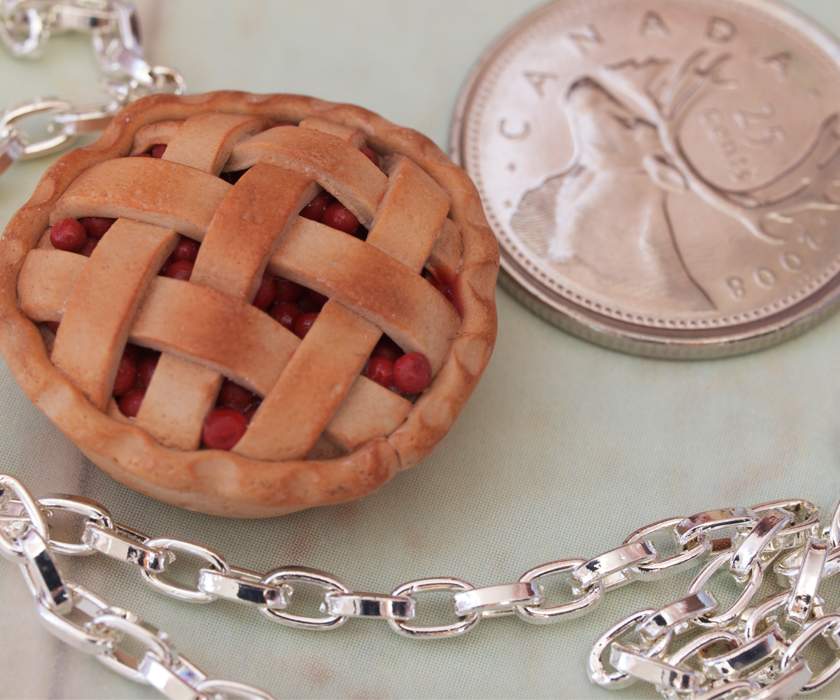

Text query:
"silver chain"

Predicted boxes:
[[0, 0, 186, 180], [3, 473, 840, 699]]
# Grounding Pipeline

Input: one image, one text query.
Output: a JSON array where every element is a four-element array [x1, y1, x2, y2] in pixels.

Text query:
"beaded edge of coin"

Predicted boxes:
[[451, 0, 840, 358]]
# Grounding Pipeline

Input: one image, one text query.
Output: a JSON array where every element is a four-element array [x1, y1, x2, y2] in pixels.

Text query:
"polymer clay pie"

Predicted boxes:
[[0, 92, 498, 517]]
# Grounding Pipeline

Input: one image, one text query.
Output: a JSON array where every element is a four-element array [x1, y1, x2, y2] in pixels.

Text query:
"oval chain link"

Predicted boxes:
[[5, 473, 840, 697], [0, 0, 186, 179]]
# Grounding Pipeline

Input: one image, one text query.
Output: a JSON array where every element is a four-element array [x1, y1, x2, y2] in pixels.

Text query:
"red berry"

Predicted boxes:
[[270, 301, 304, 332], [137, 353, 160, 388], [297, 293, 322, 314], [294, 312, 319, 339], [252, 274, 276, 310], [274, 278, 303, 303], [112, 352, 137, 397], [151, 144, 167, 159], [371, 337, 403, 362], [45, 321, 60, 334], [393, 353, 432, 394], [202, 408, 248, 450], [321, 202, 360, 235], [365, 356, 394, 388], [428, 276, 455, 304], [78, 217, 116, 239], [50, 218, 87, 253], [118, 388, 146, 417], [171, 238, 200, 263], [300, 191, 334, 222], [308, 290, 329, 307], [163, 260, 193, 281], [360, 146, 380, 168], [79, 238, 98, 257], [218, 378, 257, 413]]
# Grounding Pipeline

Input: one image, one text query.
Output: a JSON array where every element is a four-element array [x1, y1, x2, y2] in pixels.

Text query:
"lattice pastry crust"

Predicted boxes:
[[0, 92, 498, 517]]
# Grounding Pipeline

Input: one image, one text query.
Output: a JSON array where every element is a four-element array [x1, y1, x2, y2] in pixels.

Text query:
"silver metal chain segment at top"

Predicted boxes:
[[0, 0, 186, 179], [3, 473, 840, 699]]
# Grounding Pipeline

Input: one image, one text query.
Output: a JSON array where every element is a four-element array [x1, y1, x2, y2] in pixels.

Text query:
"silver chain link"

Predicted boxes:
[[3, 474, 840, 698], [0, 0, 186, 179]]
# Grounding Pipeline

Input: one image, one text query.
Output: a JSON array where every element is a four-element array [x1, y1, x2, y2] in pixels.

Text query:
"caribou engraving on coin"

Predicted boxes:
[[453, 0, 840, 355], [511, 49, 840, 312]]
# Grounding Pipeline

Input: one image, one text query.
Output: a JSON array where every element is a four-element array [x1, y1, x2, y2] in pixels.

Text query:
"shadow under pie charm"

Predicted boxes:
[[0, 91, 499, 517]]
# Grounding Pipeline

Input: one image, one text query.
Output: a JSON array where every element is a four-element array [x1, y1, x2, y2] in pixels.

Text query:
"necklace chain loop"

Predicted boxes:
[[4, 473, 840, 698], [0, 0, 186, 179]]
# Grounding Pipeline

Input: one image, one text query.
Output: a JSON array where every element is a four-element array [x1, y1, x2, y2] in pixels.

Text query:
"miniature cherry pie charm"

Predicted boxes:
[[0, 92, 499, 517]]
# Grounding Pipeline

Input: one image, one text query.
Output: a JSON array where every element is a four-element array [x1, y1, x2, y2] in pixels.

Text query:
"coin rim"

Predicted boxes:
[[450, 0, 840, 358]]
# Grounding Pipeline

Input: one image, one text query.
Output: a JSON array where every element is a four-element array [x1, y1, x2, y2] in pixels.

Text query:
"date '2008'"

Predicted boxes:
[[726, 230, 827, 299]]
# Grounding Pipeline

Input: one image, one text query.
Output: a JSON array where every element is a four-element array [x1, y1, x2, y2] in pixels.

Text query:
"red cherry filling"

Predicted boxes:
[[270, 301, 304, 331], [425, 270, 462, 317], [365, 356, 393, 388], [113, 352, 138, 396], [50, 218, 87, 253], [393, 353, 432, 394], [371, 337, 402, 362], [202, 408, 248, 450], [321, 202, 361, 235], [294, 312, 319, 339], [252, 274, 276, 310], [44, 321, 60, 334], [275, 278, 303, 303], [151, 144, 167, 159], [79, 238, 98, 257], [137, 353, 159, 388], [123, 343, 143, 363], [118, 388, 146, 418], [244, 405, 259, 424], [170, 238, 200, 264], [163, 260, 194, 281], [300, 191, 334, 221], [218, 378, 258, 412], [78, 217, 116, 239], [428, 275, 454, 303], [296, 293, 322, 314]]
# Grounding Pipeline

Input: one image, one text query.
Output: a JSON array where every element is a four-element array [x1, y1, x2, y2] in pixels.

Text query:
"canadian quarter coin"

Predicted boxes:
[[451, 0, 840, 358]]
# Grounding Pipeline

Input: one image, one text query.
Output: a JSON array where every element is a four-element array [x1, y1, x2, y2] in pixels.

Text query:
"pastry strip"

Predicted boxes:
[[130, 121, 183, 155], [226, 126, 389, 226], [268, 219, 460, 372], [130, 278, 299, 395], [162, 113, 269, 175], [234, 300, 379, 460], [427, 219, 463, 280], [49, 219, 177, 410], [366, 155, 450, 271], [18, 249, 85, 322], [324, 377, 413, 453], [50, 158, 231, 239]]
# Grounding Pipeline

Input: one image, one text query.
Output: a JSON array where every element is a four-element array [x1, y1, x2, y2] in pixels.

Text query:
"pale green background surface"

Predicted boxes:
[[1, 1, 840, 698]]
